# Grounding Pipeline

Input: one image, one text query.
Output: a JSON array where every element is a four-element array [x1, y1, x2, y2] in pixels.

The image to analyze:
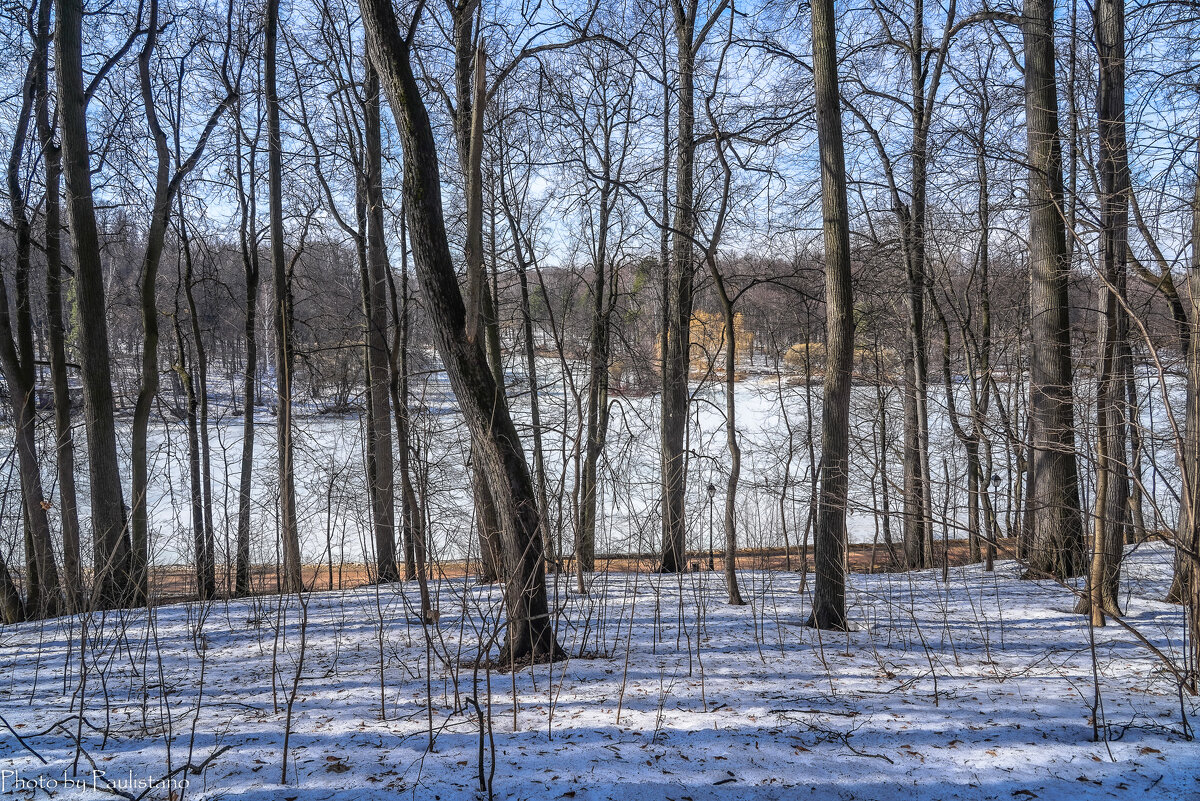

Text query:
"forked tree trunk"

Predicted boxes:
[[713, 276, 744, 606], [129, 0, 232, 602], [807, 0, 854, 631], [359, 0, 561, 661]]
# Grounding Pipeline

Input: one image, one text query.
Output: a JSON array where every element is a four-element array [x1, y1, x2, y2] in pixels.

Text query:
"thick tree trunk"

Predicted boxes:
[[0, 550, 23, 624], [1021, 0, 1086, 580], [266, 0, 302, 593], [58, 0, 135, 610], [807, 0, 854, 631], [359, 0, 561, 662], [659, 8, 699, 574]]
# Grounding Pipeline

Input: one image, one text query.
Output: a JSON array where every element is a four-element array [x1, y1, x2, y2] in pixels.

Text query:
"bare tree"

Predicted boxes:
[[266, 0, 303, 592], [55, 0, 135, 609], [659, 0, 730, 573], [358, 0, 561, 661], [1020, 0, 1085, 579], [364, 60, 400, 582], [807, 0, 854, 631], [2, 0, 62, 618], [1077, 0, 1130, 622], [36, 0, 81, 609], [131, 0, 234, 601]]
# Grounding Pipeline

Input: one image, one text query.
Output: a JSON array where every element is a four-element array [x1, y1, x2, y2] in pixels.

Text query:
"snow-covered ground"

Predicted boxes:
[[1, 542, 1196, 800]]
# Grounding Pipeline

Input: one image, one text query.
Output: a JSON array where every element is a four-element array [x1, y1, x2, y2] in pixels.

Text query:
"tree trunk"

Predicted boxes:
[[498, 171, 555, 573], [450, 7, 506, 582], [388, 213, 433, 619], [659, 6, 699, 574], [266, 0, 302, 593], [37, 0, 80, 610], [364, 61, 399, 583], [1077, 0, 1129, 623], [234, 102, 260, 598], [0, 549, 23, 624], [4, 22, 62, 619], [577, 167, 616, 576], [58, 0, 135, 610], [359, 0, 561, 662], [1187, 165, 1200, 681], [173, 275, 214, 601], [715, 279, 745, 605], [181, 218, 216, 600], [807, 0, 854, 631], [1168, 154, 1200, 606], [131, 0, 172, 604], [1021, 0, 1086, 580]]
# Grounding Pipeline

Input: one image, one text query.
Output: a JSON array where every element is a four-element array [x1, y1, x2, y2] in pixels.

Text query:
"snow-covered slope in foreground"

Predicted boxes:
[[1, 543, 1197, 800]]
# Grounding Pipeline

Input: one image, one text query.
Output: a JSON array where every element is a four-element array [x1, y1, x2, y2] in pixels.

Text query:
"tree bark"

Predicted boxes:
[[1168, 153, 1200, 606], [714, 277, 745, 605], [659, 2, 699, 573], [388, 210, 433, 618], [234, 97, 261, 598], [56, 0, 134, 609], [1020, 0, 1086, 580], [807, 0, 854, 631], [364, 61, 399, 583], [1077, 0, 1129, 623], [1187, 161, 1200, 681], [497, 166, 555, 572], [4, 13, 62, 619], [449, 4, 506, 582], [36, 0, 81, 610], [266, 0, 302, 593]]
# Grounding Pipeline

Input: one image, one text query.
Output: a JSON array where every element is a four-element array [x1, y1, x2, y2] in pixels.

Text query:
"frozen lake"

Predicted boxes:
[[0, 362, 1188, 573]]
